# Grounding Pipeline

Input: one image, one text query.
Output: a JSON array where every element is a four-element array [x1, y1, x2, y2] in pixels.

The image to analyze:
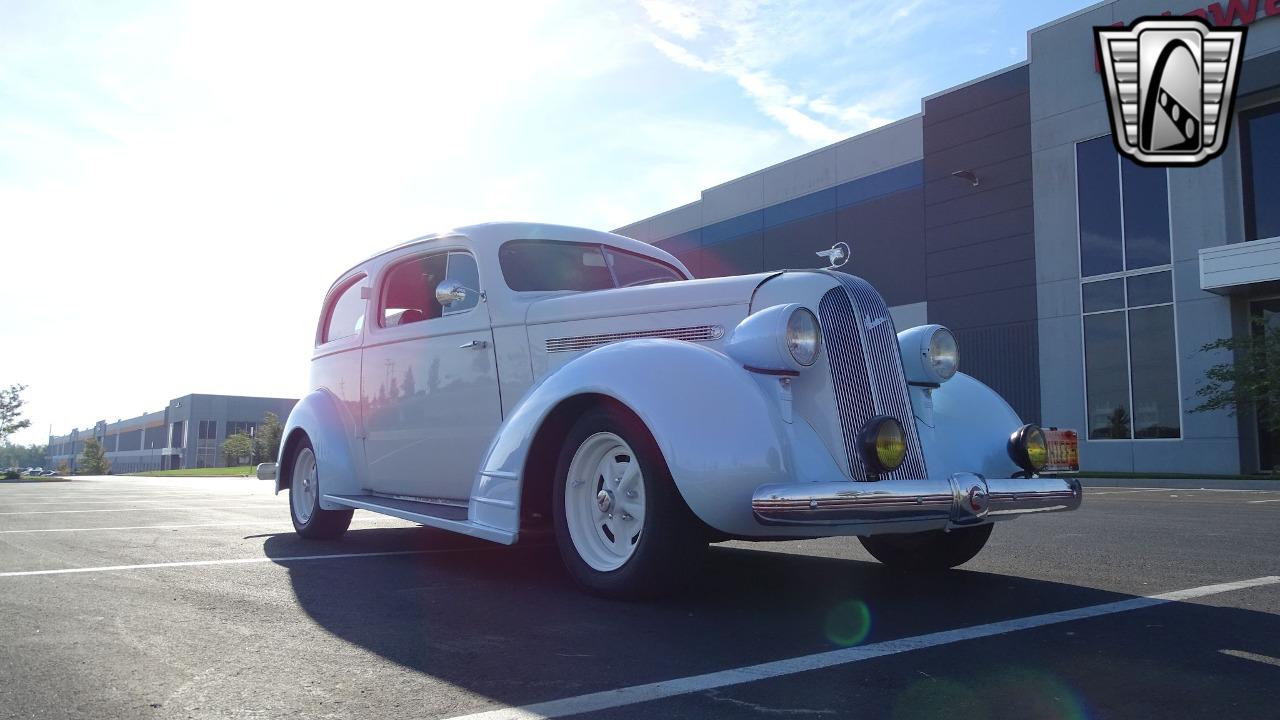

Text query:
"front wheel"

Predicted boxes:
[[553, 407, 704, 598], [858, 523, 993, 570], [289, 437, 353, 540]]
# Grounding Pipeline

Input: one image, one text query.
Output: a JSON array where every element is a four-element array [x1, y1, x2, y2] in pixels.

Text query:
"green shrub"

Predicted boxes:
[[3, 469, 19, 480]]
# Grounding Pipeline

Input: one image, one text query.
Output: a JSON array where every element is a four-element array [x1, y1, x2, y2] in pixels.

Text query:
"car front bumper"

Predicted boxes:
[[751, 473, 1081, 528]]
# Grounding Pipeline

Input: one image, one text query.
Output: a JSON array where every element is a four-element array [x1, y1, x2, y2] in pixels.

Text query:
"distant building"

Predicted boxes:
[[46, 394, 298, 473]]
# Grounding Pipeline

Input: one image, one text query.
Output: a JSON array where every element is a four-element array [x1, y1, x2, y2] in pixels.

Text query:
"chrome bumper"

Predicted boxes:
[[751, 473, 1081, 527]]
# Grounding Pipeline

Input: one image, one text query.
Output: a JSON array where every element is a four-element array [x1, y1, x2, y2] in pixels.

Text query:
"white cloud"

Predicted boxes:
[[635, 0, 975, 144], [639, 0, 703, 40]]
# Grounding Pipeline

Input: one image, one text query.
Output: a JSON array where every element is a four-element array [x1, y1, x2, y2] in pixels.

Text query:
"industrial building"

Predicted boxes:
[[617, 0, 1280, 474], [45, 394, 298, 473]]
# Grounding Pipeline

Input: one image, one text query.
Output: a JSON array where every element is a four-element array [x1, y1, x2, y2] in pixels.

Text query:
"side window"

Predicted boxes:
[[604, 247, 684, 287], [443, 252, 480, 315], [321, 276, 366, 344], [380, 251, 480, 327]]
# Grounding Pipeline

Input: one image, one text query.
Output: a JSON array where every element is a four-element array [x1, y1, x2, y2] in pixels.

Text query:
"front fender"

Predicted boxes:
[[471, 339, 795, 535], [278, 388, 364, 507], [916, 372, 1023, 480]]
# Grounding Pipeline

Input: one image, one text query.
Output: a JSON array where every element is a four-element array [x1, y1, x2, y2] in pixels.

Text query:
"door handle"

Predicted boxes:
[[459, 339, 489, 349]]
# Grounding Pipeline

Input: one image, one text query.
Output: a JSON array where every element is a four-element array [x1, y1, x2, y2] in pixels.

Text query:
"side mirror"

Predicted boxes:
[[435, 280, 469, 307]]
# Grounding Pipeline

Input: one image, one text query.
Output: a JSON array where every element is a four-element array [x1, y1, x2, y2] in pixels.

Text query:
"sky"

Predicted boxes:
[[0, 0, 1089, 446]]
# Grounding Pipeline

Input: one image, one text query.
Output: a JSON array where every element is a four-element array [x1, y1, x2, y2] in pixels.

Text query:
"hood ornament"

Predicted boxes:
[[816, 242, 850, 270]]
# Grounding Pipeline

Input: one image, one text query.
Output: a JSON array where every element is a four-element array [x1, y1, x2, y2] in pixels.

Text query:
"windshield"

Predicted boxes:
[[498, 240, 684, 292]]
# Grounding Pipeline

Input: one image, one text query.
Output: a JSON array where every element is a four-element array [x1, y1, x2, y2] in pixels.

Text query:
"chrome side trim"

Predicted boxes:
[[545, 324, 724, 353], [751, 474, 1082, 527]]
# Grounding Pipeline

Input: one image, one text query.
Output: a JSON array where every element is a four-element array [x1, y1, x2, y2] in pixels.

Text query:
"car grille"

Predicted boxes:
[[545, 324, 724, 353], [818, 273, 928, 481]]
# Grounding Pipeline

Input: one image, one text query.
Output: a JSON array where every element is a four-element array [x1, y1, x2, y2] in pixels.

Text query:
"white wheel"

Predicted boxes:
[[552, 407, 705, 598], [563, 432, 648, 572], [288, 436, 352, 539], [290, 446, 318, 526]]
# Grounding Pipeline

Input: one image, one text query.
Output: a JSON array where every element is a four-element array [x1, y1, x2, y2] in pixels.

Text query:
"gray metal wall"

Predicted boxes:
[[922, 65, 1040, 423]]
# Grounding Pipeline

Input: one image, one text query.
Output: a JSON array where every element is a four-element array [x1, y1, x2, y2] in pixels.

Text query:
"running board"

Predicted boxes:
[[323, 494, 515, 545]]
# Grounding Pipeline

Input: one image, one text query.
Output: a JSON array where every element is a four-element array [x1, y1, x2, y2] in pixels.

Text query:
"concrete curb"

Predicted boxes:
[[1077, 476, 1280, 491]]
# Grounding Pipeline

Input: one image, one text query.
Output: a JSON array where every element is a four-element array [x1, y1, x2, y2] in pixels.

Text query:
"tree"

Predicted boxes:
[[1191, 319, 1280, 433], [222, 433, 255, 467], [0, 384, 31, 444], [254, 412, 283, 464], [0, 443, 46, 469], [79, 437, 110, 475]]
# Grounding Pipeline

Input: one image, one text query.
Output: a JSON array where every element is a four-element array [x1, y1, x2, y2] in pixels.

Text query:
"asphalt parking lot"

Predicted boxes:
[[0, 476, 1277, 720]]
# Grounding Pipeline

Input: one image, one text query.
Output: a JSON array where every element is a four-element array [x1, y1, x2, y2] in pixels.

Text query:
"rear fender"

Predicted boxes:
[[278, 389, 364, 508]]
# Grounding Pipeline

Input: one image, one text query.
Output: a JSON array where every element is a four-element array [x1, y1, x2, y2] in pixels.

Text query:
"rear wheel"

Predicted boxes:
[[859, 523, 993, 570], [289, 437, 353, 540], [553, 407, 704, 598]]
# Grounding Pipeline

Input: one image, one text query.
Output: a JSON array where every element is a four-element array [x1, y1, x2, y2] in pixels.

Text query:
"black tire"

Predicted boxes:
[[288, 436, 353, 540], [552, 406, 705, 599], [858, 523, 993, 570]]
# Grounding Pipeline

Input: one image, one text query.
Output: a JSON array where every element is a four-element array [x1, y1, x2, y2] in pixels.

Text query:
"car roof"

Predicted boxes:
[[329, 222, 687, 288]]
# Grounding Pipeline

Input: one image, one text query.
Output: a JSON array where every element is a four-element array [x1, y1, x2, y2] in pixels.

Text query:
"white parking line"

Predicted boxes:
[[0, 548, 487, 577], [2, 497, 268, 506], [1247, 498, 1280, 504], [444, 576, 1280, 720], [0, 519, 409, 534], [0, 505, 280, 515]]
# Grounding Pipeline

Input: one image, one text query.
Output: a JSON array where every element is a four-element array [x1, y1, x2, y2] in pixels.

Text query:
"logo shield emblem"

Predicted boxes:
[[1095, 17, 1246, 166]]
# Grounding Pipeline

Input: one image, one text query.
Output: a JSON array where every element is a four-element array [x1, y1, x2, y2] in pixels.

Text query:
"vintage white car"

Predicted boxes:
[[261, 222, 1080, 597]]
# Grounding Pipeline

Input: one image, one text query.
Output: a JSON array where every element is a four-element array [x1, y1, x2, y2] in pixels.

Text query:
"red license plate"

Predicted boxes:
[[1044, 429, 1079, 473]]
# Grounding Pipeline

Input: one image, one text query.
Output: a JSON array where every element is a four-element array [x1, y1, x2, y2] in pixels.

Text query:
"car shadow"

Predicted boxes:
[[261, 527, 1280, 714]]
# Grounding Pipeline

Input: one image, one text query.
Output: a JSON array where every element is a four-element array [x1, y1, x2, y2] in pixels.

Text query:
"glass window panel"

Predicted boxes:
[[443, 252, 481, 315], [604, 247, 684, 287], [1126, 271, 1172, 307], [323, 278, 366, 343], [1083, 278, 1124, 313], [1084, 312, 1131, 439], [381, 254, 448, 326], [1077, 136, 1123, 278], [1243, 105, 1280, 241], [499, 240, 614, 292], [1120, 160, 1170, 269], [1128, 305, 1181, 438]]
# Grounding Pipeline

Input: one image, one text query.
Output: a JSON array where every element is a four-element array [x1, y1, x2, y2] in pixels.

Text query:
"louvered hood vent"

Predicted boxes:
[[545, 325, 724, 353]]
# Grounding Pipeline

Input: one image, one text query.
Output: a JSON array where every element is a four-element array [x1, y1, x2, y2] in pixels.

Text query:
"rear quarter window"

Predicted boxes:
[[320, 275, 366, 344]]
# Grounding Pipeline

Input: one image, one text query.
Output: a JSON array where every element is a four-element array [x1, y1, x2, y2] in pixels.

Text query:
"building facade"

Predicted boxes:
[[46, 394, 298, 473], [617, 0, 1280, 474]]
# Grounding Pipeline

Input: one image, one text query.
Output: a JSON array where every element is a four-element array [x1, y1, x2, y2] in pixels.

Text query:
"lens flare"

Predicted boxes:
[[893, 678, 988, 720], [892, 668, 1091, 720], [823, 599, 872, 646]]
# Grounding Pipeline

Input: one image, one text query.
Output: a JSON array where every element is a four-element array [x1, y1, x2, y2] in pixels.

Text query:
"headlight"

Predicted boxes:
[[860, 416, 906, 474], [897, 324, 960, 385], [927, 327, 959, 381], [785, 308, 820, 366], [1008, 423, 1048, 474], [725, 303, 820, 373]]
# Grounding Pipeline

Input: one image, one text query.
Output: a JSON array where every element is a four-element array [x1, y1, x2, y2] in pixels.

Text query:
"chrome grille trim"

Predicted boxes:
[[818, 289, 877, 480], [819, 273, 929, 481], [545, 324, 723, 353]]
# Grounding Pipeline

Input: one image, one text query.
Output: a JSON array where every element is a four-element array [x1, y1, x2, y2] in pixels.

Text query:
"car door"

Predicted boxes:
[[360, 247, 501, 501]]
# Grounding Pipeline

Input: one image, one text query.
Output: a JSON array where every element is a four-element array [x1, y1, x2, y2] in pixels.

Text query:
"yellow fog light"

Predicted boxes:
[[1008, 424, 1048, 474], [860, 416, 906, 475]]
